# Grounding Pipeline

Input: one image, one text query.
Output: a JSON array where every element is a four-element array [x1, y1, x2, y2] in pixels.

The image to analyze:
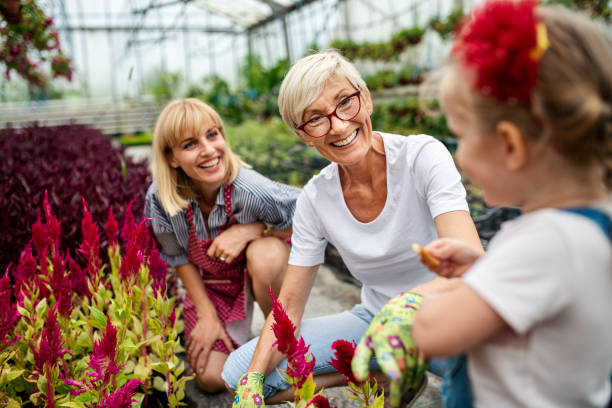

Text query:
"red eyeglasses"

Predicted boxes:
[[297, 91, 362, 138]]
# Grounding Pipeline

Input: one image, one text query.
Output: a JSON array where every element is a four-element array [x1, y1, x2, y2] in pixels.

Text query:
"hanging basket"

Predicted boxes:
[[0, 0, 22, 23]]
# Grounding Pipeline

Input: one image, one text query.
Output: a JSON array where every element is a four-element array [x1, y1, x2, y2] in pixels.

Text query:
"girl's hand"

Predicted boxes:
[[424, 238, 484, 278], [207, 224, 259, 263], [186, 313, 234, 375]]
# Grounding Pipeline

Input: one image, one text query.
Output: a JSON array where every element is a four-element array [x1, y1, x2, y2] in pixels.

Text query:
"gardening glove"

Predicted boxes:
[[352, 292, 427, 408], [233, 372, 266, 407]]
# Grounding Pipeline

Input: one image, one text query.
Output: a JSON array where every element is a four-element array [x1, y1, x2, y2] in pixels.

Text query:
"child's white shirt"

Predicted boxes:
[[289, 132, 469, 314], [464, 205, 612, 408]]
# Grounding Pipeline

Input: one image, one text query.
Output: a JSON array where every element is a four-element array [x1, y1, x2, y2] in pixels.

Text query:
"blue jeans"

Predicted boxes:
[[221, 304, 446, 398]]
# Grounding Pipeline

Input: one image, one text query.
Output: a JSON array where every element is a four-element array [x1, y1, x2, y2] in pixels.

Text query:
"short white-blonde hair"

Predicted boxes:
[[278, 50, 368, 131], [152, 98, 250, 216]]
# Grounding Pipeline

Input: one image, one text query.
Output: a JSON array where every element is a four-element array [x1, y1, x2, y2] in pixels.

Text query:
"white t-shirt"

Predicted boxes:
[[465, 205, 612, 408], [289, 132, 469, 314]]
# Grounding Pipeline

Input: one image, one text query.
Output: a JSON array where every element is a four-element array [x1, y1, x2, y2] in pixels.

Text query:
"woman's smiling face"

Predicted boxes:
[[297, 75, 374, 166], [168, 123, 227, 191]]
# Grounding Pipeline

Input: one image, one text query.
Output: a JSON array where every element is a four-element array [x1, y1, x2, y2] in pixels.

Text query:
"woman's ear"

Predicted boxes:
[[497, 121, 527, 171], [166, 151, 179, 169]]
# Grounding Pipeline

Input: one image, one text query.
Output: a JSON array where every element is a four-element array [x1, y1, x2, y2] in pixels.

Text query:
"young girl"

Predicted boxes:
[[353, 2, 612, 407], [144, 98, 301, 392]]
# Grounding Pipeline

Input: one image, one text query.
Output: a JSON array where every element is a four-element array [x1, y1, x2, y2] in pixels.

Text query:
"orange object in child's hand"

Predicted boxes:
[[412, 243, 440, 270]]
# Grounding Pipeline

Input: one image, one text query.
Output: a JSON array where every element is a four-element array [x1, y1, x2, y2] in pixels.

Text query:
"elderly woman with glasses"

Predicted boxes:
[[222, 50, 482, 406]]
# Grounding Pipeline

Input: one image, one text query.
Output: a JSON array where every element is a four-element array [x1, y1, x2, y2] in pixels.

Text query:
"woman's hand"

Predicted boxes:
[[186, 312, 235, 375], [207, 223, 263, 263], [425, 238, 484, 278]]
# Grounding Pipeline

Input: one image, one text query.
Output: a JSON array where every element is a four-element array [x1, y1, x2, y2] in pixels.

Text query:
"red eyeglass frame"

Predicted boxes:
[[296, 90, 362, 138]]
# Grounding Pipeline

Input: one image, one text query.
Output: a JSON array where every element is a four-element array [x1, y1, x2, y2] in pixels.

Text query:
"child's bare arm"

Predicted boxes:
[[412, 282, 508, 357], [422, 238, 485, 278]]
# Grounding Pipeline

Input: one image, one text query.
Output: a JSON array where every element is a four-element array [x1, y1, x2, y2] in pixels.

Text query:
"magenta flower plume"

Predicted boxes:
[[87, 316, 125, 384], [51, 253, 74, 318], [0, 268, 20, 350], [79, 198, 101, 276], [30, 304, 70, 373], [132, 219, 153, 258], [32, 210, 49, 259], [120, 199, 137, 244], [149, 246, 167, 297], [306, 395, 335, 408], [67, 254, 89, 298], [286, 345, 316, 389], [97, 379, 143, 408], [15, 243, 38, 292], [119, 238, 143, 282], [42, 190, 61, 255], [105, 206, 119, 247], [270, 286, 297, 355], [328, 339, 362, 386], [168, 304, 177, 328]]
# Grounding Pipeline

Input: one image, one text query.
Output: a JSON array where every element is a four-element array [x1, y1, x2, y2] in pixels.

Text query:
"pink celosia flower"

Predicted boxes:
[[120, 199, 137, 244], [0, 267, 20, 350], [67, 254, 89, 298], [97, 379, 143, 408], [43, 190, 61, 256], [105, 205, 119, 247], [132, 219, 153, 258], [328, 339, 363, 386], [79, 199, 101, 277], [59, 372, 86, 396], [87, 316, 125, 385], [306, 395, 335, 408], [168, 304, 176, 328], [30, 304, 70, 373], [149, 246, 167, 297]]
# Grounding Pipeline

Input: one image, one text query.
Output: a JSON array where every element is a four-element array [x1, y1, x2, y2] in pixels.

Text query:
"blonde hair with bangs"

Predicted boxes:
[[152, 98, 250, 216], [278, 50, 368, 131]]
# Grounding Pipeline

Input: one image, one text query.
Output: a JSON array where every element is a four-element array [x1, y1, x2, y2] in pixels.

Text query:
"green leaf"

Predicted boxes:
[[296, 374, 315, 401], [88, 306, 107, 330], [3, 369, 25, 382], [7, 398, 22, 408], [153, 376, 167, 392], [35, 298, 48, 317], [151, 362, 169, 376], [371, 394, 385, 408], [134, 363, 151, 379], [57, 401, 86, 408], [75, 391, 96, 403]]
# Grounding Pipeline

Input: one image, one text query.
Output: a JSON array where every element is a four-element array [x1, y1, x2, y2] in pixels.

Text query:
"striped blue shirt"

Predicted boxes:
[[145, 167, 302, 267]]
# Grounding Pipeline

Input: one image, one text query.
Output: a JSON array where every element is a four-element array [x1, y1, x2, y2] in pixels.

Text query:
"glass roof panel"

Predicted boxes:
[[191, 0, 275, 27]]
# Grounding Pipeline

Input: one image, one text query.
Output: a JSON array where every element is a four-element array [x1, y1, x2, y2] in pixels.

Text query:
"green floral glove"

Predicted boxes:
[[233, 372, 266, 407], [352, 292, 427, 408]]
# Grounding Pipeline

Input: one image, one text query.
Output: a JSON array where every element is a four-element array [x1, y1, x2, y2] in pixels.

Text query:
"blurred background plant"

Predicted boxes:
[[0, 0, 73, 87]]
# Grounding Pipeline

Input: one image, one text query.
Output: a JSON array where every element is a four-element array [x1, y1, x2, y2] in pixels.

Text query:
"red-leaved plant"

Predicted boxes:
[[0, 191, 189, 407], [269, 289, 384, 407]]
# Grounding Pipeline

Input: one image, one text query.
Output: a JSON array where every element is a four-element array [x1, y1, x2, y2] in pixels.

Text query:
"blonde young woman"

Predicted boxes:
[[145, 98, 301, 392], [223, 51, 482, 406]]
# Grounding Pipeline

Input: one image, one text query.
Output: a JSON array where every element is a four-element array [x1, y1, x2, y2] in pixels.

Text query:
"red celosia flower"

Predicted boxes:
[[132, 219, 153, 258], [269, 287, 316, 389], [149, 246, 167, 297], [121, 199, 137, 244], [32, 210, 49, 259], [30, 304, 70, 373], [97, 379, 143, 408], [306, 395, 335, 408], [67, 254, 90, 298], [0, 267, 20, 350], [15, 243, 37, 293], [168, 304, 177, 328], [79, 198, 101, 277], [59, 372, 86, 396], [50, 253, 74, 318], [42, 190, 61, 256], [119, 238, 143, 282], [270, 287, 298, 355], [87, 315, 125, 385], [105, 205, 119, 247], [453, 0, 540, 106], [328, 339, 363, 386]]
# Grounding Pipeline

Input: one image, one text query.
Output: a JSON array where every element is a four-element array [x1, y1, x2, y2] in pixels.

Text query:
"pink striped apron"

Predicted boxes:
[[183, 184, 251, 354]]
